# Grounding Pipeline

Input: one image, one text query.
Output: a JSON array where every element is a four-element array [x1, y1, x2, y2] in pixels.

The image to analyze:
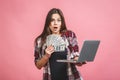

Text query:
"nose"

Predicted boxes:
[[54, 20, 58, 25]]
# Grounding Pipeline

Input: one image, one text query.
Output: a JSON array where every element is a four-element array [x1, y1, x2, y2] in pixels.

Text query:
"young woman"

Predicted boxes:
[[34, 8, 86, 80]]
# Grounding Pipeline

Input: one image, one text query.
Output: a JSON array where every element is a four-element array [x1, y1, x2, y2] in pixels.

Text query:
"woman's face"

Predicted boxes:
[[49, 13, 62, 34]]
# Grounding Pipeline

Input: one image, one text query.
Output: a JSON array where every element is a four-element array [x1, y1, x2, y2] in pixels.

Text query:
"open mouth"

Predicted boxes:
[[53, 27, 58, 29]]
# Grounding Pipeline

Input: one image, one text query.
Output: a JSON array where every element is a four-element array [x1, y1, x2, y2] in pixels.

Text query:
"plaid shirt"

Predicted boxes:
[[34, 30, 83, 80]]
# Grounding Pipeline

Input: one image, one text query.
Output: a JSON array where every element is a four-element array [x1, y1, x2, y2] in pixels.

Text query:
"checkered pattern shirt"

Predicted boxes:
[[34, 30, 83, 80]]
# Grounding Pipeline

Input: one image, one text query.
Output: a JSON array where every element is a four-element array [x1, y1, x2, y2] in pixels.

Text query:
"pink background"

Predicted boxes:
[[0, 0, 120, 80]]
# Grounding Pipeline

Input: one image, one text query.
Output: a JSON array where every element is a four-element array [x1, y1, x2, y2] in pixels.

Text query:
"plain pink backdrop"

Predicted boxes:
[[0, 0, 120, 80]]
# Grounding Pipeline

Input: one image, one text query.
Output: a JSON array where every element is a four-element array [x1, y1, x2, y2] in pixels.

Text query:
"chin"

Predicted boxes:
[[52, 31, 59, 34]]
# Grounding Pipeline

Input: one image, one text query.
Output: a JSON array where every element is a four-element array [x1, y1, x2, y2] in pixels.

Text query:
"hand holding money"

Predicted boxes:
[[45, 45, 55, 55]]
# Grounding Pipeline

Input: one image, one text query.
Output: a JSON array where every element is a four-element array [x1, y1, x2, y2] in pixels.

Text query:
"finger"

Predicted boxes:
[[46, 47, 52, 51], [49, 46, 54, 51], [47, 45, 54, 49], [50, 45, 54, 49], [75, 63, 82, 66], [82, 61, 87, 64], [50, 48, 54, 52]]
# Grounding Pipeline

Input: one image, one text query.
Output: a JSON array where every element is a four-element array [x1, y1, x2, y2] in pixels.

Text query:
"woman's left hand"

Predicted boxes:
[[73, 56, 87, 66], [75, 61, 87, 66]]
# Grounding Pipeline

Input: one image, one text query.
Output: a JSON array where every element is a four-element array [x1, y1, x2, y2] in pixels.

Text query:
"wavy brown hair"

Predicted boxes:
[[35, 8, 67, 46]]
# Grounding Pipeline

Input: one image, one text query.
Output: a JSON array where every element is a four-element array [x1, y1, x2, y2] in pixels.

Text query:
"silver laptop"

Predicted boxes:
[[57, 40, 100, 63]]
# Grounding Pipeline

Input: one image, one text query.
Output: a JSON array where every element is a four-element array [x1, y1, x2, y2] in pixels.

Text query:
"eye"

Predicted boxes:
[[51, 19, 55, 22], [57, 19, 61, 22]]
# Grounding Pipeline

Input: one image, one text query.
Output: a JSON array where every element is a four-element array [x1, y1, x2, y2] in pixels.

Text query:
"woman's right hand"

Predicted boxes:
[[35, 45, 54, 69], [45, 45, 54, 55]]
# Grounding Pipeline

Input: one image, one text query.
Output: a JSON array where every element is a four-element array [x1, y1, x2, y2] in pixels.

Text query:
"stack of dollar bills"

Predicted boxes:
[[46, 34, 69, 52]]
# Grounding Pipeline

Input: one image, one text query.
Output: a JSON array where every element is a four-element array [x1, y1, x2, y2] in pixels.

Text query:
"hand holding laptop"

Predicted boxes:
[[73, 56, 87, 66], [57, 40, 100, 63]]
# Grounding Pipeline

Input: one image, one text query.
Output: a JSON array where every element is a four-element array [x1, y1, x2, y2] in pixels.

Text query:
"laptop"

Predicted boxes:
[[57, 40, 100, 63]]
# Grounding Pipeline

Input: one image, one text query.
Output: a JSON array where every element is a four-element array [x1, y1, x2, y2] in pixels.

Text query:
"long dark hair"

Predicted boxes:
[[35, 8, 67, 46]]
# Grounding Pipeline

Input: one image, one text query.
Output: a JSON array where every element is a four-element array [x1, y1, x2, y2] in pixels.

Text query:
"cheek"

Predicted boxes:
[[50, 22, 53, 26], [59, 22, 62, 25], [58, 23, 62, 28], [58, 23, 62, 27], [58, 26, 61, 30], [49, 26, 52, 31], [49, 23, 53, 29]]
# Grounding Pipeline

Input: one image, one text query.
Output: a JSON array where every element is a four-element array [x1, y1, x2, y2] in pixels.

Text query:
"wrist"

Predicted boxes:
[[45, 53, 51, 58]]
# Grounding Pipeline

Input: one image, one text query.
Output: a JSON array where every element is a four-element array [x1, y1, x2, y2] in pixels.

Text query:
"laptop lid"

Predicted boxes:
[[77, 40, 100, 62]]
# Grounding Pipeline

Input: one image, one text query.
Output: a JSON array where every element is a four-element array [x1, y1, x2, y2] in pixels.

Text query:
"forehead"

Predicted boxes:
[[51, 13, 61, 19]]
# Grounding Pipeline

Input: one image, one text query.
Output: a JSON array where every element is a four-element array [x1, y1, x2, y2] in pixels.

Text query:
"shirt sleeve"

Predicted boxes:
[[34, 38, 42, 64], [66, 30, 80, 58]]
